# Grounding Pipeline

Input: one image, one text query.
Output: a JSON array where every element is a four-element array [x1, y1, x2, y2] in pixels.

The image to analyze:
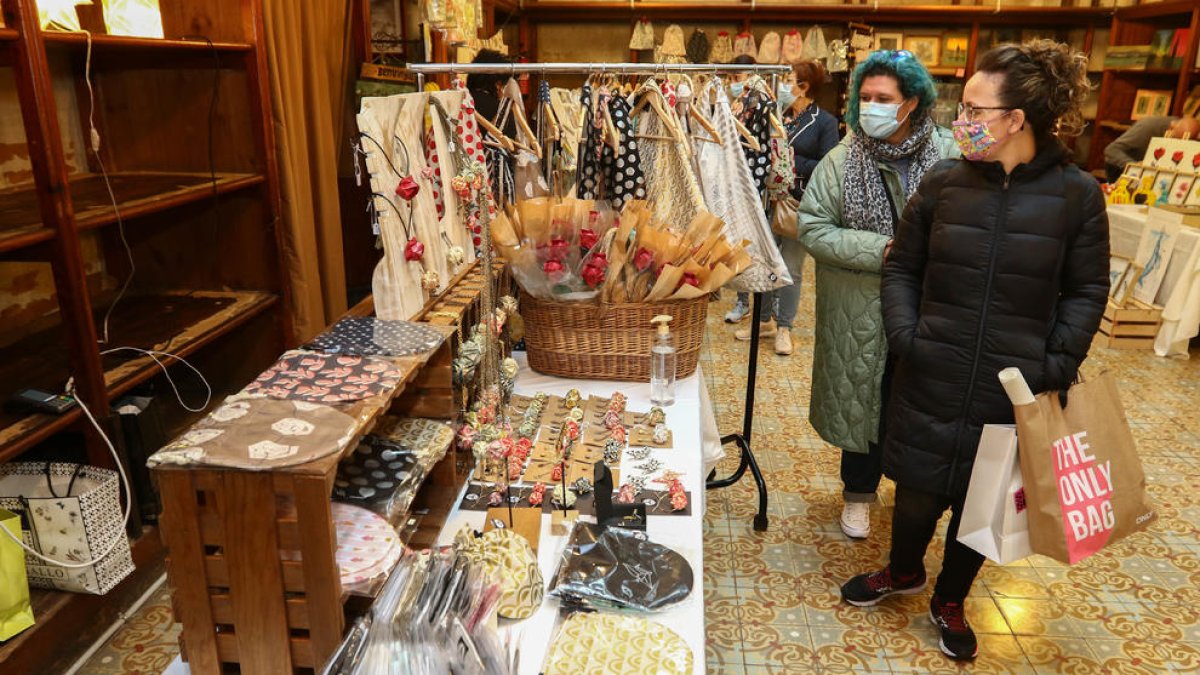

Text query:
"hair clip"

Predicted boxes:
[[571, 477, 593, 495], [552, 484, 576, 508], [604, 439, 623, 465], [628, 447, 652, 461], [647, 406, 666, 426], [635, 459, 663, 474], [653, 424, 669, 445], [528, 482, 546, 506]]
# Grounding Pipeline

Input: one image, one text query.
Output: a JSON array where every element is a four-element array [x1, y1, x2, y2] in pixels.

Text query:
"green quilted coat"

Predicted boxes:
[[797, 130, 959, 453]]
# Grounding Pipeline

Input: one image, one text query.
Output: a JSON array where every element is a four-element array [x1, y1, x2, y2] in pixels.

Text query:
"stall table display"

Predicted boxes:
[[437, 352, 716, 674]]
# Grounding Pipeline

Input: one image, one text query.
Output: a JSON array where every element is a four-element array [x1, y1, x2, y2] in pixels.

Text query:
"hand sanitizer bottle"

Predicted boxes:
[[650, 315, 676, 406]]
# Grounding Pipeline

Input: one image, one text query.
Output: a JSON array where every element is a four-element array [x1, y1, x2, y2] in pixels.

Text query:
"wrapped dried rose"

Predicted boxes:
[[579, 227, 598, 251], [581, 263, 605, 288], [681, 271, 700, 288], [548, 237, 570, 261], [633, 247, 655, 273], [395, 176, 420, 201], [543, 259, 566, 282]]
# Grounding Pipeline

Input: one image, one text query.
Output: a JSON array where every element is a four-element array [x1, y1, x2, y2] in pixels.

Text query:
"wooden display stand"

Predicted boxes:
[[154, 263, 501, 674], [1099, 297, 1164, 350]]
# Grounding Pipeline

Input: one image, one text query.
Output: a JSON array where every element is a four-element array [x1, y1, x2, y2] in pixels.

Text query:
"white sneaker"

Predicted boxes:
[[841, 502, 871, 539], [724, 299, 751, 323]]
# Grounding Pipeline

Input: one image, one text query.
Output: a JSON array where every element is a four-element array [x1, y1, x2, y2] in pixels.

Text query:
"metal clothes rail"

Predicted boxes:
[[405, 61, 792, 89], [407, 59, 779, 530]]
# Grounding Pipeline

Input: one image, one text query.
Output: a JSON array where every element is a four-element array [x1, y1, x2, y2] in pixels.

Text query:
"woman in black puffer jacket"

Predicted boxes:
[[840, 41, 1110, 662]]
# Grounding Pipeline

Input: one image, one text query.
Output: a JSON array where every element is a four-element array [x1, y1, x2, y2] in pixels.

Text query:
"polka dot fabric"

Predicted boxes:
[[577, 86, 648, 208], [425, 129, 446, 219], [739, 93, 773, 198], [304, 317, 445, 357]]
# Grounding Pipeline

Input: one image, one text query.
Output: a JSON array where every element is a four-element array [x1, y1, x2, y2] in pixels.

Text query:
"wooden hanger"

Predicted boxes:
[[631, 81, 686, 145], [502, 79, 542, 159], [476, 113, 516, 153], [736, 117, 762, 152], [679, 74, 722, 145]]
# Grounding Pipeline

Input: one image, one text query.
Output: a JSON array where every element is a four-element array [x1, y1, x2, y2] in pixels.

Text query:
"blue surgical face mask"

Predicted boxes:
[[728, 81, 746, 98], [859, 101, 910, 140], [776, 83, 798, 112]]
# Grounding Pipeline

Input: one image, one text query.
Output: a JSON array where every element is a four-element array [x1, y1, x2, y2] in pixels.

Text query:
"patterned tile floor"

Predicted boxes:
[[78, 269, 1200, 675], [699, 270, 1200, 674]]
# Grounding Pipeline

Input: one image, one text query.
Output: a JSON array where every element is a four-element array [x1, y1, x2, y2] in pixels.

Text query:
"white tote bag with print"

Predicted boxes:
[[957, 425, 1033, 565]]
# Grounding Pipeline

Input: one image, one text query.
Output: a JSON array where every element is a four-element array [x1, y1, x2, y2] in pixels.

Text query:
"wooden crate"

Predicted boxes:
[[1098, 298, 1163, 349]]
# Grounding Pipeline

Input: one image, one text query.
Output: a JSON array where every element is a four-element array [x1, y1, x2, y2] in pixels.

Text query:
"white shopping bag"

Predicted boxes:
[[957, 425, 1032, 565]]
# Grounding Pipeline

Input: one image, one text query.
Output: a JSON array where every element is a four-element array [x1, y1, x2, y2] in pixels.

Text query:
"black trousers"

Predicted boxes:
[[841, 444, 883, 502], [840, 356, 893, 502], [888, 483, 986, 604]]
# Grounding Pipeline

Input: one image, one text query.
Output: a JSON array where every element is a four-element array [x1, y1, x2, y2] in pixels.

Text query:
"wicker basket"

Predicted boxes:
[[519, 291, 709, 381]]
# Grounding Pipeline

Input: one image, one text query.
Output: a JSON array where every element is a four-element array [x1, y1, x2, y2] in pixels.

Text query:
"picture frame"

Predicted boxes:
[[1132, 89, 1173, 120], [1112, 262, 1142, 308], [1123, 163, 1145, 180], [1109, 255, 1133, 299], [904, 35, 941, 68], [1152, 169, 1177, 203], [1169, 173, 1196, 205], [941, 34, 970, 68], [1186, 178, 1200, 207], [874, 32, 903, 53]]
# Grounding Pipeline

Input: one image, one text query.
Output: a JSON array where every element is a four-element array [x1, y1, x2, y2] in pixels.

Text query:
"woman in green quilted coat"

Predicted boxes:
[[797, 50, 959, 540]]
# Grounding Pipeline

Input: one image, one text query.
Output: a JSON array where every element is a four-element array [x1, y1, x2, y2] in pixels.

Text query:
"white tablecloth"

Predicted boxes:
[[1107, 205, 1200, 357], [438, 352, 713, 674], [163, 353, 719, 675]]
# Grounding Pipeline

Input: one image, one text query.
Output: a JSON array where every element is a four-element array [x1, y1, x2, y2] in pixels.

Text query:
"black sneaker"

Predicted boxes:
[[929, 595, 978, 660], [840, 566, 927, 607]]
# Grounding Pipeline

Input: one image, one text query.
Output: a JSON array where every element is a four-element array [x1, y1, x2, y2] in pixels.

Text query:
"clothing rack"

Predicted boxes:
[[407, 59, 785, 531]]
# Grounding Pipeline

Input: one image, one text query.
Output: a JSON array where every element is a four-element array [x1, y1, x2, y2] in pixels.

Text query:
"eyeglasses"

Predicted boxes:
[[883, 49, 914, 62], [957, 102, 1014, 122]]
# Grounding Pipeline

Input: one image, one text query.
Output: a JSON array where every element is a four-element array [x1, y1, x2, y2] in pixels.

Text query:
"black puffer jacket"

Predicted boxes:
[[880, 144, 1110, 498]]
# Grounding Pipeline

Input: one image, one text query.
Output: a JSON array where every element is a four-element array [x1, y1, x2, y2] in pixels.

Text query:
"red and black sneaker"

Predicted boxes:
[[840, 566, 927, 607], [929, 595, 979, 660]]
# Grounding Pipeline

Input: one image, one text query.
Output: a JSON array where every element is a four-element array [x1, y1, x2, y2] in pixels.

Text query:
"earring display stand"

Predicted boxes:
[[706, 292, 770, 532]]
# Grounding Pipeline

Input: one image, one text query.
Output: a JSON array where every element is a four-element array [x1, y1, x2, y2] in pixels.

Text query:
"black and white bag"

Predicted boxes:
[[0, 463, 135, 594]]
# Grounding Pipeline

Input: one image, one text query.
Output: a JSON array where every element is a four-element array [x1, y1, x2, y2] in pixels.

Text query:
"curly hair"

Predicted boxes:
[[976, 40, 1092, 140], [845, 50, 938, 133]]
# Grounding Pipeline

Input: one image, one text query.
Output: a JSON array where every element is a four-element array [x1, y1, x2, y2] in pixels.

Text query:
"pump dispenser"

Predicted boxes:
[[650, 315, 676, 405]]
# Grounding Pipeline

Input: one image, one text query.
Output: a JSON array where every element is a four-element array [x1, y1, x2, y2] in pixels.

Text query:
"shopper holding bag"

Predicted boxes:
[[797, 50, 957, 540], [840, 41, 1109, 661]]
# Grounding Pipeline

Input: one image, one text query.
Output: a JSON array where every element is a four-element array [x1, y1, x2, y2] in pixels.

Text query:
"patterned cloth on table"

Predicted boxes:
[[150, 398, 358, 469], [244, 351, 406, 403], [305, 317, 444, 357]]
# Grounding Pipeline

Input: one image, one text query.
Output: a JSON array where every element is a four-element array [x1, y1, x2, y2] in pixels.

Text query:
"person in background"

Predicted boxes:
[[1104, 114, 1200, 182], [467, 49, 515, 137], [724, 54, 761, 323], [735, 58, 839, 355], [841, 40, 1108, 661], [797, 50, 958, 540]]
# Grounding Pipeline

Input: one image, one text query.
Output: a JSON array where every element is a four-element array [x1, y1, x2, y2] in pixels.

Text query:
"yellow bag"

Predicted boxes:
[[0, 509, 35, 640], [455, 527, 543, 619]]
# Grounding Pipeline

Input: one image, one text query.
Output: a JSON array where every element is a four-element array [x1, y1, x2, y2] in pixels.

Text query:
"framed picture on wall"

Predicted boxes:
[[874, 32, 904, 52], [942, 34, 969, 68], [1169, 173, 1195, 205], [904, 35, 941, 67], [1132, 89, 1173, 120]]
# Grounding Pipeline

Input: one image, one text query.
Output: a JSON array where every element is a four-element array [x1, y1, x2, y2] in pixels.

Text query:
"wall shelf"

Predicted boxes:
[[41, 31, 252, 53]]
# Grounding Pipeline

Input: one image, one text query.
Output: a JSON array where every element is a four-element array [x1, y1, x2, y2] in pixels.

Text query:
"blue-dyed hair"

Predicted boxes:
[[845, 50, 938, 133]]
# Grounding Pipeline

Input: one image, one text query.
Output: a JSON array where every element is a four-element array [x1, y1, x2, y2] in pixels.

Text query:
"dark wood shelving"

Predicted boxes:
[[0, 172, 263, 249], [1116, 0, 1199, 22], [0, 26, 17, 41], [522, 1, 1112, 25], [1106, 67, 1189, 75], [41, 31, 252, 52], [0, 290, 278, 464]]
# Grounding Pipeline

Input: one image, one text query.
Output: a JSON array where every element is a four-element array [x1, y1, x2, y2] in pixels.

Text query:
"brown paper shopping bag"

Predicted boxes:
[[1012, 371, 1156, 565]]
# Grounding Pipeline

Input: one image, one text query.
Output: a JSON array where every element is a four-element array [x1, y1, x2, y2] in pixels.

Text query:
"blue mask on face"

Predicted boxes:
[[728, 81, 746, 98], [859, 102, 911, 140], [777, 84, 798, 112]]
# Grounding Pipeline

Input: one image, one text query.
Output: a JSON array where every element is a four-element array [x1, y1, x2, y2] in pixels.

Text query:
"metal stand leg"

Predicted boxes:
[[706, 292, 770, 531]]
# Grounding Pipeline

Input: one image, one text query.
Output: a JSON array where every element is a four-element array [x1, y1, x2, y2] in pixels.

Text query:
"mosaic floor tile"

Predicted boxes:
[[699, 275, 1200, 673]]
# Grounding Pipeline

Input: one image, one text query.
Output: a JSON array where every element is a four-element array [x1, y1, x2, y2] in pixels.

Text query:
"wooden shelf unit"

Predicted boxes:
[[1088, 0, 1200, 170], [155, 263, 500, 674], [0, 0, 288, 670]]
